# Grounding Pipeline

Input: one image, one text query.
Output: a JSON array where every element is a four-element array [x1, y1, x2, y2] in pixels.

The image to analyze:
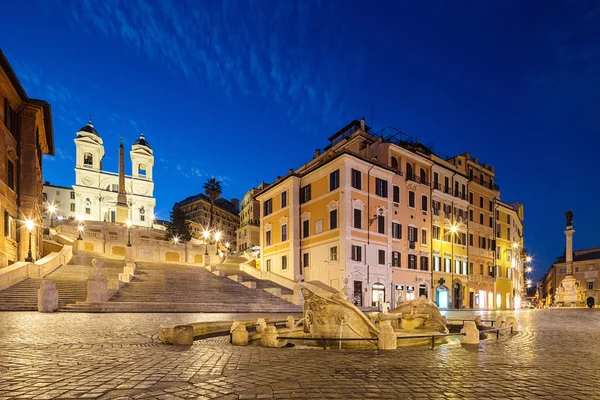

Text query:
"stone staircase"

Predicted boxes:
[[0, 251, 124, 311], [61, 259, 300, 313], [214, 255, 297, 303]]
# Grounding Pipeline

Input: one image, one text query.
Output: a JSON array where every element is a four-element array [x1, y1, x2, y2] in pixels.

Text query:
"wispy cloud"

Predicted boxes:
[[64, 0, 351, 127]]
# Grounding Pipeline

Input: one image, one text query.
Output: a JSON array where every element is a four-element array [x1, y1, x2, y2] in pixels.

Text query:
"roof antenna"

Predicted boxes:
[[120, 132, 123, 145]]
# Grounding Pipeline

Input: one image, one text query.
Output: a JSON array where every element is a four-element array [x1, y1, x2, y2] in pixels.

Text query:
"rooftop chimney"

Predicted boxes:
[[314, 148, 321, 158], [360, 117, 365, 131], [473, 157, 478, 164]]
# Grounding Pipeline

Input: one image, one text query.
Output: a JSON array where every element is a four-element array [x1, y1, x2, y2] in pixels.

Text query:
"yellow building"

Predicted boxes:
[[236, 184, 268, 253], [496, 201, 525, 309], [429, 154, 469, 309]]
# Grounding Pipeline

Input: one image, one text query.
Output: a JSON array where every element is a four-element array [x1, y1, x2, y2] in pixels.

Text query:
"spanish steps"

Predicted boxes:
[[0, 251, 299, 313]]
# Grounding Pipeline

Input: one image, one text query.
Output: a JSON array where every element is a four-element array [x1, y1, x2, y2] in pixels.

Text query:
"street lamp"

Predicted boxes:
[[214, 231, 222, 255], [47, 205, 56, 228], [126, 219, 132, 247], [449, 223, 457, 308], [225, 241, 230, 254], [25, 219, 34, 262], [203, 230, 210, 255], [77, 224, 84, 240], [173, 236, 179, 245]]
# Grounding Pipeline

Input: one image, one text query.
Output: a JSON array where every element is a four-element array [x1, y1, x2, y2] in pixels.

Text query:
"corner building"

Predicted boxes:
[[1, 50, 54, 266], [257, 119, 525, 309]]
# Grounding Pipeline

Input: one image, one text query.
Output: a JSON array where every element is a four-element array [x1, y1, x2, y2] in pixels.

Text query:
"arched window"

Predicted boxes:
[[390, 156, 398, 170], [420, 168, 427, 184], [138, 163, 147, 177], [406, 163, 413, 180], [83, 153, 93, 166]]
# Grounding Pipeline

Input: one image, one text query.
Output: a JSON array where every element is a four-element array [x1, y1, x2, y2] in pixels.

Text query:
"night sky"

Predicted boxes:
[[2, 1, 599, 281]]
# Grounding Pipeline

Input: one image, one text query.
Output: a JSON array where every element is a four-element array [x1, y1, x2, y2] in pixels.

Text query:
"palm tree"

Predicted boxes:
[[203, 177, 222, 230]]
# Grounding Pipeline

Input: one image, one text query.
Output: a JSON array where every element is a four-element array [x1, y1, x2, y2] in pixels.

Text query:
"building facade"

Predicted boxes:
[[430, 154, 469, 310], [42, 183, 75, 221], [540, 248, 600, 307], [236, 184, 267, 253], [42, 122, 156, 227], [176, 194, 240, 247], [255, 118, 526, 309], [1, 49, 54, 266]]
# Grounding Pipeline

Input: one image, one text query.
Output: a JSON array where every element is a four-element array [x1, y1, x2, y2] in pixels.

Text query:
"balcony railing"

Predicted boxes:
[[468, 274, 495, 285], [406, 175, 429, 186], [470, 175, 500, 191]]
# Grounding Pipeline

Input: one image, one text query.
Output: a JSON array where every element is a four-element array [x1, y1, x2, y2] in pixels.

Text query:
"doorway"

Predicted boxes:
[[452, 282, 462, 309], [353, 281, 363, 307], [436, 286, 449, 309], [469, 291, 474, 309], [587, 297, 595, 308], [372, 283, 385, 307]]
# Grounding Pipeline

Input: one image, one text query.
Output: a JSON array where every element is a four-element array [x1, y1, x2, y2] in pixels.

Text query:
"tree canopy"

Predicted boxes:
[[165, 205, 192, 243]]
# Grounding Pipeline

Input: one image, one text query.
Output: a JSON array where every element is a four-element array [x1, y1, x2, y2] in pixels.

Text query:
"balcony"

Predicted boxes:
[[409, 241, 416, 250], [454, 191, 467, 201], [406, 174, 429, 186], [468, 274, 495, 286], [432, 182, 452, 195], [471, 247, 494, 259], [470, 175, 500, 191]]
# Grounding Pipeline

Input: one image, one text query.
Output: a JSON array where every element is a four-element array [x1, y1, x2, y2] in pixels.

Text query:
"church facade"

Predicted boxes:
[[43, 121, 156, 227]]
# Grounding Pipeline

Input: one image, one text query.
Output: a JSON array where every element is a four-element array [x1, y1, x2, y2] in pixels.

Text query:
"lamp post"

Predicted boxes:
[[25, 219, 34, 262], [173, 236, 179, 245], [77, 224, 84, 240], [126, 219, 132, 247], [225, 241, 230, 255], [48, 205, 56, 228], [214, 231, 221, 255], [203, 230, 210, 255]]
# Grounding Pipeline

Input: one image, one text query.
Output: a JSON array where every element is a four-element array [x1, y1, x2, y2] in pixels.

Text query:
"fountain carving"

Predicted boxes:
[[302, 283, 379, 348], [390, 295, 448, 333], [301, 282, 448, 349]]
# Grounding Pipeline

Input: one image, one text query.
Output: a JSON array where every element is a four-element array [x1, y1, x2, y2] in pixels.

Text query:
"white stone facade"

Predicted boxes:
[[45, 122, 156, 227]]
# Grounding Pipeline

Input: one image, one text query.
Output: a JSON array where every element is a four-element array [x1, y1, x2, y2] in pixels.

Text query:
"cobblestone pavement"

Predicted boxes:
[[1, 309, 599, 399]]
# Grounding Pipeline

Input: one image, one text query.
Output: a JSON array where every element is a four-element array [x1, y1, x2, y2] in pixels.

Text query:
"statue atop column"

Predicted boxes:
[[565, 209, 574, 228]]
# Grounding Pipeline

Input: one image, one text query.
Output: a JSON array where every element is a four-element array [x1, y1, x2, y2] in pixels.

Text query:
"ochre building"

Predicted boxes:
[[255, 118, 525, 309], [0, 49, 54, 266]]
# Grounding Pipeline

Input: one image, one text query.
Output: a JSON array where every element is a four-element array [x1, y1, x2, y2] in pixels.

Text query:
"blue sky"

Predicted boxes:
[[2, 0, 599, 281]]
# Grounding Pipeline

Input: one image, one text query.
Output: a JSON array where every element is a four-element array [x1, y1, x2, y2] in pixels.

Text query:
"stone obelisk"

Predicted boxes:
[[116, 135, 129, 223]]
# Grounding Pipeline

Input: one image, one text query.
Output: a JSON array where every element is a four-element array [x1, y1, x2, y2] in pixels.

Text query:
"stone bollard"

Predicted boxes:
[[173, 325, 194, 346], [460, 321, 480, 345], [256, 318, 267, 333], [286, 315, 295, 330], [87, 259, 108, 302], [37, 280, 58, 312], [377, 322, 397, 350], [506, 316, 518, 332], [497, 316, 509, 335], [261, 326, 279, 347], [158, 326, 174, 344], [474, 316, 483, 328], [231, 324, 249, 346]]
